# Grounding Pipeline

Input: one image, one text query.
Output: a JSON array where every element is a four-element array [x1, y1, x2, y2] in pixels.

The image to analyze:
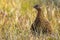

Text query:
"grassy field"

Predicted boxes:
[[0, 0, 60, 40]]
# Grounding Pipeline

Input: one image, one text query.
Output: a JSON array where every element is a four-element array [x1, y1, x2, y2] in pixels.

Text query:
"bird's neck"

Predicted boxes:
[[36, 10, 44, 20]]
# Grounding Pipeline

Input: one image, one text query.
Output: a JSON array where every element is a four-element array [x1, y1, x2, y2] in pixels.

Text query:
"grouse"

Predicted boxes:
[[30, 5, 52, 36]]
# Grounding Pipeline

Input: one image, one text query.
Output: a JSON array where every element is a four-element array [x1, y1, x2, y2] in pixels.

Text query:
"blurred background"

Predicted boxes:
[[0, 0, 60, 40]]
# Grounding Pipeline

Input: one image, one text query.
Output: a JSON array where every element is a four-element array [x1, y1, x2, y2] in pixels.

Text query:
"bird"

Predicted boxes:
[[30, 5, 52, 36]]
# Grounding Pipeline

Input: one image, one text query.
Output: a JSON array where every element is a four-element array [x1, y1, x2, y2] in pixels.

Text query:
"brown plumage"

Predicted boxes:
[[30, 5, 52, 36]]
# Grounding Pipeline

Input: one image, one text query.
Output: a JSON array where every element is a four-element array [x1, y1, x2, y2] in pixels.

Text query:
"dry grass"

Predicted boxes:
[[0, 0, 60, 40]]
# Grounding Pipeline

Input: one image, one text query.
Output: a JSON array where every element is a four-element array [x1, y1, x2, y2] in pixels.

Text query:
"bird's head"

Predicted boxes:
[[34, 5, 41, 11]]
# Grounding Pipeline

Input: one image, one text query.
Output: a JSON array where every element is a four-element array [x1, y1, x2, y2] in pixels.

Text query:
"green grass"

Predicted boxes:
[[0, 0, 60, 40]]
